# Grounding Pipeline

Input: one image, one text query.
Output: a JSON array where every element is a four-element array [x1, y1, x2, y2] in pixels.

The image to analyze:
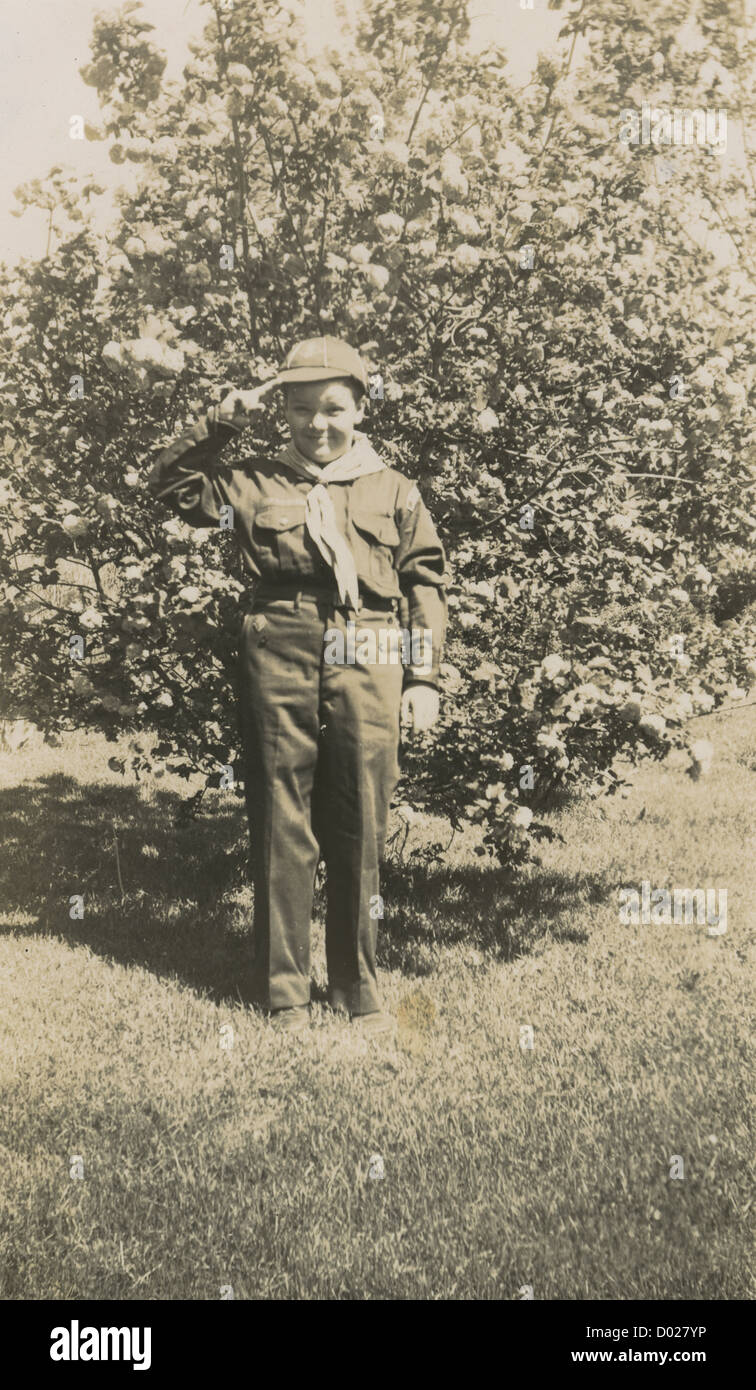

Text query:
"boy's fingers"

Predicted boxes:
[[217, 377, 282, 420], [237, 379, 282, 411]]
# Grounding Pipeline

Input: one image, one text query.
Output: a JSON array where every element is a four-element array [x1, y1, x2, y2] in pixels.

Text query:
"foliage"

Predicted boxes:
[[2, 0, 755, 862]]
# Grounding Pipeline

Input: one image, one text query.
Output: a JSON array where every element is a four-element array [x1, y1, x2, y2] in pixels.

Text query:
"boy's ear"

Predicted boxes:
[[354, 395, 366, 422]]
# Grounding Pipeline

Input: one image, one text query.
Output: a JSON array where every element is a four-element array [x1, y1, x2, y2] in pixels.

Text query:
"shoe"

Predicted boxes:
[[268, 1005, 310, 1033], [351, 1011, 395, 1037]]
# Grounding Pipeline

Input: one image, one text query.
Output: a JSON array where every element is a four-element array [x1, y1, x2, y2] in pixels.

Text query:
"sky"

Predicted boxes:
[[0, 0, 565, 266]]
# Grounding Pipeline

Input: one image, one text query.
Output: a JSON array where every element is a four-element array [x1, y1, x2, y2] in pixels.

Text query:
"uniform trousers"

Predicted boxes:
[[238, 591, 404, 1013]]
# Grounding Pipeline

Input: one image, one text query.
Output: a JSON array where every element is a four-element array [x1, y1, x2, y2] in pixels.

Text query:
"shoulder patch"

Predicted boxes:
[[406, 483, 421, 513]]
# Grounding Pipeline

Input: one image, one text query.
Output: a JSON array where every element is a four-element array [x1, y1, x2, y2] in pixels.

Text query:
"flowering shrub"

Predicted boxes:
[[1, 0, 755, 863]]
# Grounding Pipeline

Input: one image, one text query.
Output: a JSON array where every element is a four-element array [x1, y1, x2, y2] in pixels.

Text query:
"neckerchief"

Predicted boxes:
[[276, 430, 387, 607]]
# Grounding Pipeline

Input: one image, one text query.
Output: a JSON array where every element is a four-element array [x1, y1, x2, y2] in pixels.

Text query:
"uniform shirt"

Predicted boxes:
[[146, 409, 448, 688]]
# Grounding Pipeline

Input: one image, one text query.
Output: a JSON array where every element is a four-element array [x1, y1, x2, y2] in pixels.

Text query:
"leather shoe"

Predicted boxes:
[[268, 1005, 310, 1033]]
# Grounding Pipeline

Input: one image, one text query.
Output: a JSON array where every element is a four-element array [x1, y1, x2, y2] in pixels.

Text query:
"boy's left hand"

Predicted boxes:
[[401, 684, 440, 735]]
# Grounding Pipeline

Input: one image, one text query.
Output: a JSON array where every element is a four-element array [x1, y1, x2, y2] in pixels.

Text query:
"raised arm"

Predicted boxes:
[[146, 379, 281, 527]]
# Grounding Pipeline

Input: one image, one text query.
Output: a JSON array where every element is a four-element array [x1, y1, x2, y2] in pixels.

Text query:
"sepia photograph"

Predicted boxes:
[[0, 0, 754, 1340]]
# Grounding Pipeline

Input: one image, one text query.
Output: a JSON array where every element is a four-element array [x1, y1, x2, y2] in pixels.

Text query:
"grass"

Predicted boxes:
[[0, 708, 754, 1300]]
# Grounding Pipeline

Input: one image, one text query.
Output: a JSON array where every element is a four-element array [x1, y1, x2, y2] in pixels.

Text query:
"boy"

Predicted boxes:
[[147, 336, 447, 1035]]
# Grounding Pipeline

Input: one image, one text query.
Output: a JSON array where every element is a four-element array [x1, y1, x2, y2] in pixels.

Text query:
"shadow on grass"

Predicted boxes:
[[377, 856, 599, 973], [0, 773, 605, 1006]]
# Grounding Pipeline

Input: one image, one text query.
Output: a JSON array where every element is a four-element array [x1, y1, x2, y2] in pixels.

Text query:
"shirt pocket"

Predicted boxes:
[[252, 499, 310, 573], [350, 508, 401, 589]]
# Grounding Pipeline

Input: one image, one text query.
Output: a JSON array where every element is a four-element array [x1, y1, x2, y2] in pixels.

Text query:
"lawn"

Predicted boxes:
[[0, 707, 754, 1300]]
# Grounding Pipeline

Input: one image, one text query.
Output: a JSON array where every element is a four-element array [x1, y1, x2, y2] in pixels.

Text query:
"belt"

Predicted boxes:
[[243, 580, 398, 613]]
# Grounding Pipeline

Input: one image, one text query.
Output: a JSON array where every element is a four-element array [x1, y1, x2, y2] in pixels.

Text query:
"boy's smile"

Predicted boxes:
[[284, 379, 365, 465]]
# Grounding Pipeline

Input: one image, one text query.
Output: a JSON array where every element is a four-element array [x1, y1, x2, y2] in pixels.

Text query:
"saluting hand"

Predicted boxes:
[[217, 376, 282, 423], [401, 685, 440, 736]]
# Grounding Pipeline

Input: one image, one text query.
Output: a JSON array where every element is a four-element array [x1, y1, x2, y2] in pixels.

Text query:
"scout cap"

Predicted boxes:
[[278, 335, 368, 395]]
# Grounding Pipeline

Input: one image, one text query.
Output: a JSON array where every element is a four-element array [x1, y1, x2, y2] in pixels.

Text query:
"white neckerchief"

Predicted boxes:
[[276, 431, 387, 607]]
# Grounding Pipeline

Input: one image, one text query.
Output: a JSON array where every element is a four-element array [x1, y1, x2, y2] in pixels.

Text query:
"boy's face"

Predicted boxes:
[[284, 378, 364, 464]]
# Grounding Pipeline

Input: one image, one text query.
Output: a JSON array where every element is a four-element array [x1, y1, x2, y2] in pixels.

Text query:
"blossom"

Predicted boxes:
[[141, 229, 169, 255], [157, 345, 185, 375], [381, 140, 410, 165], [451, 244, 481, 274], [536, 730, 564, 750], [450, 209, 482, 239], [101, 341, 124, 372], [95, 494, 119, 519], [575, 682, 605, 704], [512, 806, 534, 829], [363, 264, 390, 290], [554, 205, 580, 231], [61, 514, 89, 539], [127, 337, 163, 366], [638, 713, 666, 738], [153, 136, 179, 161], [469, 580, 495, 600], [475, 407, 499, 434], [485, 782, 507, 800], [316, 69, 342, 98], [440, 150, 468, 198], [227, 62, 253, 85], [541, 653, 571, 680], [374, 212, 404, 240]]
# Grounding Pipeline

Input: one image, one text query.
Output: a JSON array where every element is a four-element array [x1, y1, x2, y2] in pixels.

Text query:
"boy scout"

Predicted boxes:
[[147, 336, 447, 1035]]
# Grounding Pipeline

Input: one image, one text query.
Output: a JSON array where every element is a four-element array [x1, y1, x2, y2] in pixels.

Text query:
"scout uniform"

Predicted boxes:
[[147, 337, 447, 1022]]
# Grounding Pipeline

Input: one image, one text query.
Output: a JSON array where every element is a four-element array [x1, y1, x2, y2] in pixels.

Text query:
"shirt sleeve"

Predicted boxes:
[[145, 408, 244, 527], [394, 478, 448, 690]]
